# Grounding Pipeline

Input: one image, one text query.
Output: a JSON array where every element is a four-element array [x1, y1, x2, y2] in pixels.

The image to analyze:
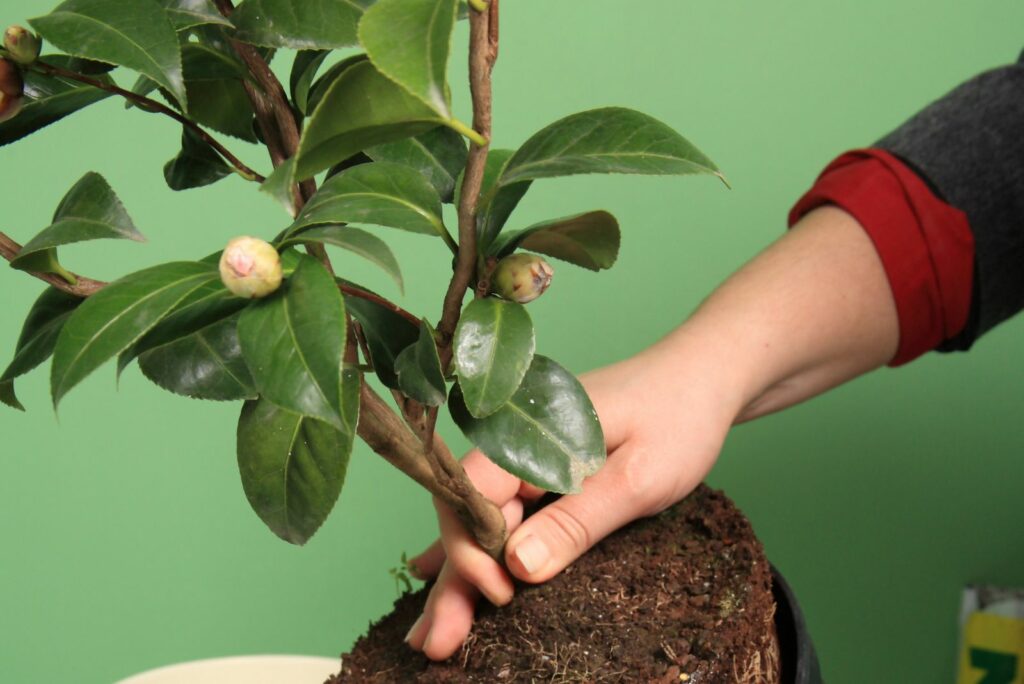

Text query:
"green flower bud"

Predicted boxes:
[[0, 58, 23, 124], [491, 253, 554, 304], [3, 26, 41, 65], [219, 236, 283, 299]]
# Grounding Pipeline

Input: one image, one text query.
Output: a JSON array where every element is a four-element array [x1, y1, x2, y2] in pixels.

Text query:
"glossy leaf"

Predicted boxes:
[[164, 126, 233, 191], [119, 281, 254, 400], [294, 60, 445, 181], [358, 0, 457, 117], [289, 162, 447, 239], [0, 56, 113, 147], [290, 50, 330, 115], [230, 0, 372, 49], [0, 289, 82, 411], [450, 355, 605, 494], [50, 262, 218, 407], [279, 225, 403, 294], [471, 148, 531, 250], [138, 312, 255, 400], [30, 0, 187, 109], [160, 0, 232, 30], [453, 298, 535, 418], [395, 320, 446, 406], [367, 126, 467, 203], [345, 289, 418, 389], [238, 256, 348, 430], [491, 210, 620, 271], [237, 379, 358, 544], [11, 173, 145, 275]]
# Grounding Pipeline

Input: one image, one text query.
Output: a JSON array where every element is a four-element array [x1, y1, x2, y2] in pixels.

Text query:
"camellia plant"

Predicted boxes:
[[0, 0, 724, 559]]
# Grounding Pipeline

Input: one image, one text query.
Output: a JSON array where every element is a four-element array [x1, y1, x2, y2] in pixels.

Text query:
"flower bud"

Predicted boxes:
[[491, 253, 554, 304], [0, 58, 23, 124], [3, 26, 41, 65], [219, 236, 283, 299]]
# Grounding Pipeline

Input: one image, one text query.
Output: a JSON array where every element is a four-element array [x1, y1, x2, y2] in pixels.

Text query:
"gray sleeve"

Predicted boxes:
[[875, 50, 1024, 351]]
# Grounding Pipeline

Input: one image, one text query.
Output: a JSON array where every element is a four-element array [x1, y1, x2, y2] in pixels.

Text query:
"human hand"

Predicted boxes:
[[404, 335, 747, 660]]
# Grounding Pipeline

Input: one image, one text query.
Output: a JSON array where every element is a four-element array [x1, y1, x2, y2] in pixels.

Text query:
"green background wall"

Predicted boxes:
[[2, 1, 1022, 681]]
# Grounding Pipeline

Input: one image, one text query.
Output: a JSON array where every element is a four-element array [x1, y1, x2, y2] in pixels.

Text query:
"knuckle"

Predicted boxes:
[[544, 504, 593, 554]]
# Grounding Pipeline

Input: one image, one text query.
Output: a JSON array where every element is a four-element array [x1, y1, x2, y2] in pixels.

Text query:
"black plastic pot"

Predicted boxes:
[[771, 565, 823, 684]]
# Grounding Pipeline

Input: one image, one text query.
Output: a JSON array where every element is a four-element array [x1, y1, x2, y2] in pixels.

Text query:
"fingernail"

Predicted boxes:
[[513, 535, 549, 574], [422, 627, 435, 655], [405, 615, 425, 644], [482, 583, 513, 607]]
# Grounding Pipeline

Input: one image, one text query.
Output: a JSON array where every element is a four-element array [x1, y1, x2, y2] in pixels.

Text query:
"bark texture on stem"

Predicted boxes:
[[437, 0, 500, 366]]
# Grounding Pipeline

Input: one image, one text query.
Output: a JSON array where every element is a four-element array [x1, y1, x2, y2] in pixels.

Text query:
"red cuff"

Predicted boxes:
[[788, 149, 974, 366]]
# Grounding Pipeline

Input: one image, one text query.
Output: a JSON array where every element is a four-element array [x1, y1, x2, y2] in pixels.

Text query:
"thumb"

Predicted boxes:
[[504, 442, 674, 583]]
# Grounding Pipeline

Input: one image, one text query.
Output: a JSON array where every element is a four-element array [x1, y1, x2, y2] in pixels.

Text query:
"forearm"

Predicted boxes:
[[640, 205, 899, 424]]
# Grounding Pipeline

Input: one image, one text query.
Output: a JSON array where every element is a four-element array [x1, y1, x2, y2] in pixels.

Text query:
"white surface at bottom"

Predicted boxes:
[[116, 654, 340, 684]]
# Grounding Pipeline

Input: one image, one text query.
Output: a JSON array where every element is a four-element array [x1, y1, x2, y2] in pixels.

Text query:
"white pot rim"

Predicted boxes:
[[116, 654, 340, 684]]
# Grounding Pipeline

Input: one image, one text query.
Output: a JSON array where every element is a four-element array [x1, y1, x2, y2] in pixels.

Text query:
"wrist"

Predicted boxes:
[[629, 318, 761, 429]]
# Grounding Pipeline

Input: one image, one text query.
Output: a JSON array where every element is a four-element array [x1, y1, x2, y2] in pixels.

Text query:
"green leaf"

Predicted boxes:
[[477, 108, 722, 248], [160, 0, 232, 30], [305, 53, 369, 114], [453, 298, 535, 418], [0, 289, 82, 411], [238, 256, 348, 430], [395, 320, 446, 406], [164, 126, 233, 191], [358, 0, 457, 118], [450, 355, 605, 493], [294, 60, 445, 181], [138, 312, 255, 401], [289, 162, 447, 240], [498, 107, 723, 185], [491, 211, 620, 271], [176, 42, 257, 141], [129, 41, 254, 137], [50, 262, 218, 407], [30, 0, 187, 109], [259, 157, 298, 216], [0, 55, 113, 147], [11, 173, 145, 277], [345, 288, 418, 389], [237, 379, 358, 544], [279, 225, 403, 294], [119, 281, 255, 401], [367, 126, 467, 203], [230, 0, 372, 49], [290, 50, 330, 115], [469, 148, 530, 250]]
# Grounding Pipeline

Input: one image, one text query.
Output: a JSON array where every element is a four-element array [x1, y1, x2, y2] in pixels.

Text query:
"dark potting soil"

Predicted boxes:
[[329, 485, 779, 683]]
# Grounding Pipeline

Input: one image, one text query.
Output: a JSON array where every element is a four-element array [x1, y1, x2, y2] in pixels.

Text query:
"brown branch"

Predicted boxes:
[[1, 232, 106, 297], [338, 283, 420, 327], [212, 0, 317, 210], [32, 60, 265, 183], [436, 0, 499, 369]]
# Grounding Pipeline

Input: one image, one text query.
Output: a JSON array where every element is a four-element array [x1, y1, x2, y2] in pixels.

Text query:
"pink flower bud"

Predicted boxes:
[[219, 236, 282, 299], [3, 26, 41, 65], [0, 59, 22, 124], [491, 253, 554, 304]]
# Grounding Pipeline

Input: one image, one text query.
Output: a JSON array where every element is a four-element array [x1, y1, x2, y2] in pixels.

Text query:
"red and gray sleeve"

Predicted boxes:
[[788, 51, 1024, 366]]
